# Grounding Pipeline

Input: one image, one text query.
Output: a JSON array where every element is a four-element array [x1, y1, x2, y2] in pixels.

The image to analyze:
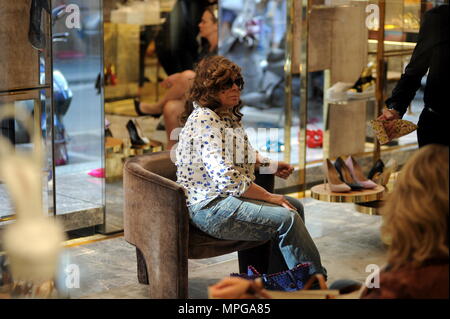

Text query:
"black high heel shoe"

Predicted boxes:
[[134, 99, 147, 116], [367, 159, 384, 180], [334, 157, 364, 191], [134, 98, 162, 118], [347, 62, 376, 98], [126, 119, 148, 147]]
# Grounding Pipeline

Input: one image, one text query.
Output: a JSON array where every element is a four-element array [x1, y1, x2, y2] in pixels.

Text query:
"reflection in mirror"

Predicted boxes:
[[51, 0, 105, 234], [219, 0, 290, 163], [0, 99, 51, 221]]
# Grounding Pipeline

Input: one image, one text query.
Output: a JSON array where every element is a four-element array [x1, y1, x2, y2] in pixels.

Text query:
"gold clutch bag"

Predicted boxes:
[[369, 119, 418, 145]]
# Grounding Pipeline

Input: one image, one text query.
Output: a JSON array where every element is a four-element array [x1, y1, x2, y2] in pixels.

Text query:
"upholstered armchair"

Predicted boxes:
[[123, 151, 276, 298]]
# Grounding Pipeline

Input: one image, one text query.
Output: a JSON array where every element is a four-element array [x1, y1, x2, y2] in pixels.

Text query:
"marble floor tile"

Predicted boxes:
[[66, 198, 388, 299]]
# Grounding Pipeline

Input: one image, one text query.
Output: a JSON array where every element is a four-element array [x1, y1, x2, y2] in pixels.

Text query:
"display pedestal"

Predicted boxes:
[[311, 183, 385, 206], [353, 200, 384, 216]]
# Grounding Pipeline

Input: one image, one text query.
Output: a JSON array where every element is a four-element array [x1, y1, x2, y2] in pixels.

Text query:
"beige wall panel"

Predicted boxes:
[[0, 0, 41, 91], [330, 4, 368, 84], [327, 101, 367, 158], [292, 1, 334, 73], [103, 22, 140, 85]]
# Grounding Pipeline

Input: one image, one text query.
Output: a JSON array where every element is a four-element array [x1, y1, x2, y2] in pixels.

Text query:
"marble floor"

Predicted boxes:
[[64, 196, 387, 299]]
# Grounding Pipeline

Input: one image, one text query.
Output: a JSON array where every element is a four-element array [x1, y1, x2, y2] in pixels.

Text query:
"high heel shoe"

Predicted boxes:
[[347, 62, 376, 99], [134, 98, 163, 118], [134, 98, 147, 116], [368, 159, 384, 180], [322, 159, 351, 193], [344, 156, 377, 189], [126, 119, 149, 147], [334, 157, 364, 191], [378, 159, 397, 187]]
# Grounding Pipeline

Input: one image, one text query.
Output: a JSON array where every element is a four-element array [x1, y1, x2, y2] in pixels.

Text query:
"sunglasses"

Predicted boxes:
[[220, 77, 244, 91]]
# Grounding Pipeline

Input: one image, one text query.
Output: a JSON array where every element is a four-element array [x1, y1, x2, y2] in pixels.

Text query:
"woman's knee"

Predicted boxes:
[[275, 208, 301, 231], [163, 99, 184, 115], [284, 196, 305, 221], [181, 70, 196, 80]]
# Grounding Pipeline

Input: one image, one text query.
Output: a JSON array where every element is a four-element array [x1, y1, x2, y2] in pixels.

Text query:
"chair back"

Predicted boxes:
[[129, 150, 177, 181]]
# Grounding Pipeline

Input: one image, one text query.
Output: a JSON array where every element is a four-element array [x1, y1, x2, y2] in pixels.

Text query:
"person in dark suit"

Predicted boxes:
[[378, 4, 449, 147]]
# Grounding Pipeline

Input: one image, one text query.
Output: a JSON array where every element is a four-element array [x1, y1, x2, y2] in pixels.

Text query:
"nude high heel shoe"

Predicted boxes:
[[334, 157, 364, 191], [345, 156, 377, 189], [379, 158, 397, 187], [322, 159, 351, 193]]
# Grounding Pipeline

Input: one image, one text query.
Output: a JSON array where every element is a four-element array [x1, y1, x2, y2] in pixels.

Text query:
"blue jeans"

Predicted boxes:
[[188, 195, 326, 277]]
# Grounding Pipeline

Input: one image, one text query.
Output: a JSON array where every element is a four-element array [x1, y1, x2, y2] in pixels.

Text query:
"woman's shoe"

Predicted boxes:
[[334, 157, 364, 191], [368, 159, 384, 180], [345, 156, 377, 189], [88, 168, 105, 178], [126, 119, 148, 147], [379, 159, 398, 187], [134, 99, 162, 118], [347, 62, 376, 98], [322, 159, 351, 193], [134, 98, 147, 116], [133, 119, 149, 144]]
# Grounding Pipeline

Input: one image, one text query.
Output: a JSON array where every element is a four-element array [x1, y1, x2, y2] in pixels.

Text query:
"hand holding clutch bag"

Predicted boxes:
[[369, 119, 418, 145]]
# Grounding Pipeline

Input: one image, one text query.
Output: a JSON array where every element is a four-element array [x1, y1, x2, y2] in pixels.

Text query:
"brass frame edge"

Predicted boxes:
[[297, 0, 310, 197]]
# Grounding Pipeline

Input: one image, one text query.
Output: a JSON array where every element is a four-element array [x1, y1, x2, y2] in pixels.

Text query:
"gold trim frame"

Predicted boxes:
[[283, 0, 309, 197]]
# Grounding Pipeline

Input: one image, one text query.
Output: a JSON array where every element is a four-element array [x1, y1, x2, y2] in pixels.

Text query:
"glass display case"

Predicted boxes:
[[1, 0, 54, 223], [51, 0, 105, 233], [1, 0, 105, 235]]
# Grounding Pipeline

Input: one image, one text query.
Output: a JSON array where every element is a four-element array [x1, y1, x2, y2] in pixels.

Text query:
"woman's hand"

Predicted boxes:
[[275, 161, 294, 179], [208, 277, 271, 299], [377, 108, 401, 139], [266, 193, 297, 211]]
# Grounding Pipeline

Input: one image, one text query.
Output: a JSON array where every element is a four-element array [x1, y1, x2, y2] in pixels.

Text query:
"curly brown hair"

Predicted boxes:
[[381, 144, 449, 270], [180, 55, 244, 125]]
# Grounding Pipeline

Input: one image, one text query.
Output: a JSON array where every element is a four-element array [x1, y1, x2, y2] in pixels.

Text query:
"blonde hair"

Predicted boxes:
[[381, 144, 449, 270]]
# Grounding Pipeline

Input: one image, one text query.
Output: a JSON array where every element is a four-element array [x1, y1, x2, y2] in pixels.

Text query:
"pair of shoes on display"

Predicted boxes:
[[323, 156, 378, 193], [126, 119, 149, 148], [347, 62, 376, 99], [368, 158, 397, 187]]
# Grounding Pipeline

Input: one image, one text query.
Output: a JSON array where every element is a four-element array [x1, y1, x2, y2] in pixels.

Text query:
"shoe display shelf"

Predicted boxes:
[[310, 184, 385, 215]]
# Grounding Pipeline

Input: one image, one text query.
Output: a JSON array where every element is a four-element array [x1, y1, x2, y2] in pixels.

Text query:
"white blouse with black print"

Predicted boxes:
[[175, 102, 270, 207]]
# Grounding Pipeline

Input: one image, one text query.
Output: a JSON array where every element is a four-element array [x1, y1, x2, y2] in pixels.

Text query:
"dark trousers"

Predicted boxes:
[[417, 108, 449, 147]]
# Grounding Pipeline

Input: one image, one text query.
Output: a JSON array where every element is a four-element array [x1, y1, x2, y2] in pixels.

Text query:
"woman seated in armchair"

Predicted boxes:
[[174, 55, 327, 282]]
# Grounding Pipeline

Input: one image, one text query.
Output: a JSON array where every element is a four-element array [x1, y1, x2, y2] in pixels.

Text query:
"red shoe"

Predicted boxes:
[[88, 168, 105, 178], [306, 129, 323, 148]]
